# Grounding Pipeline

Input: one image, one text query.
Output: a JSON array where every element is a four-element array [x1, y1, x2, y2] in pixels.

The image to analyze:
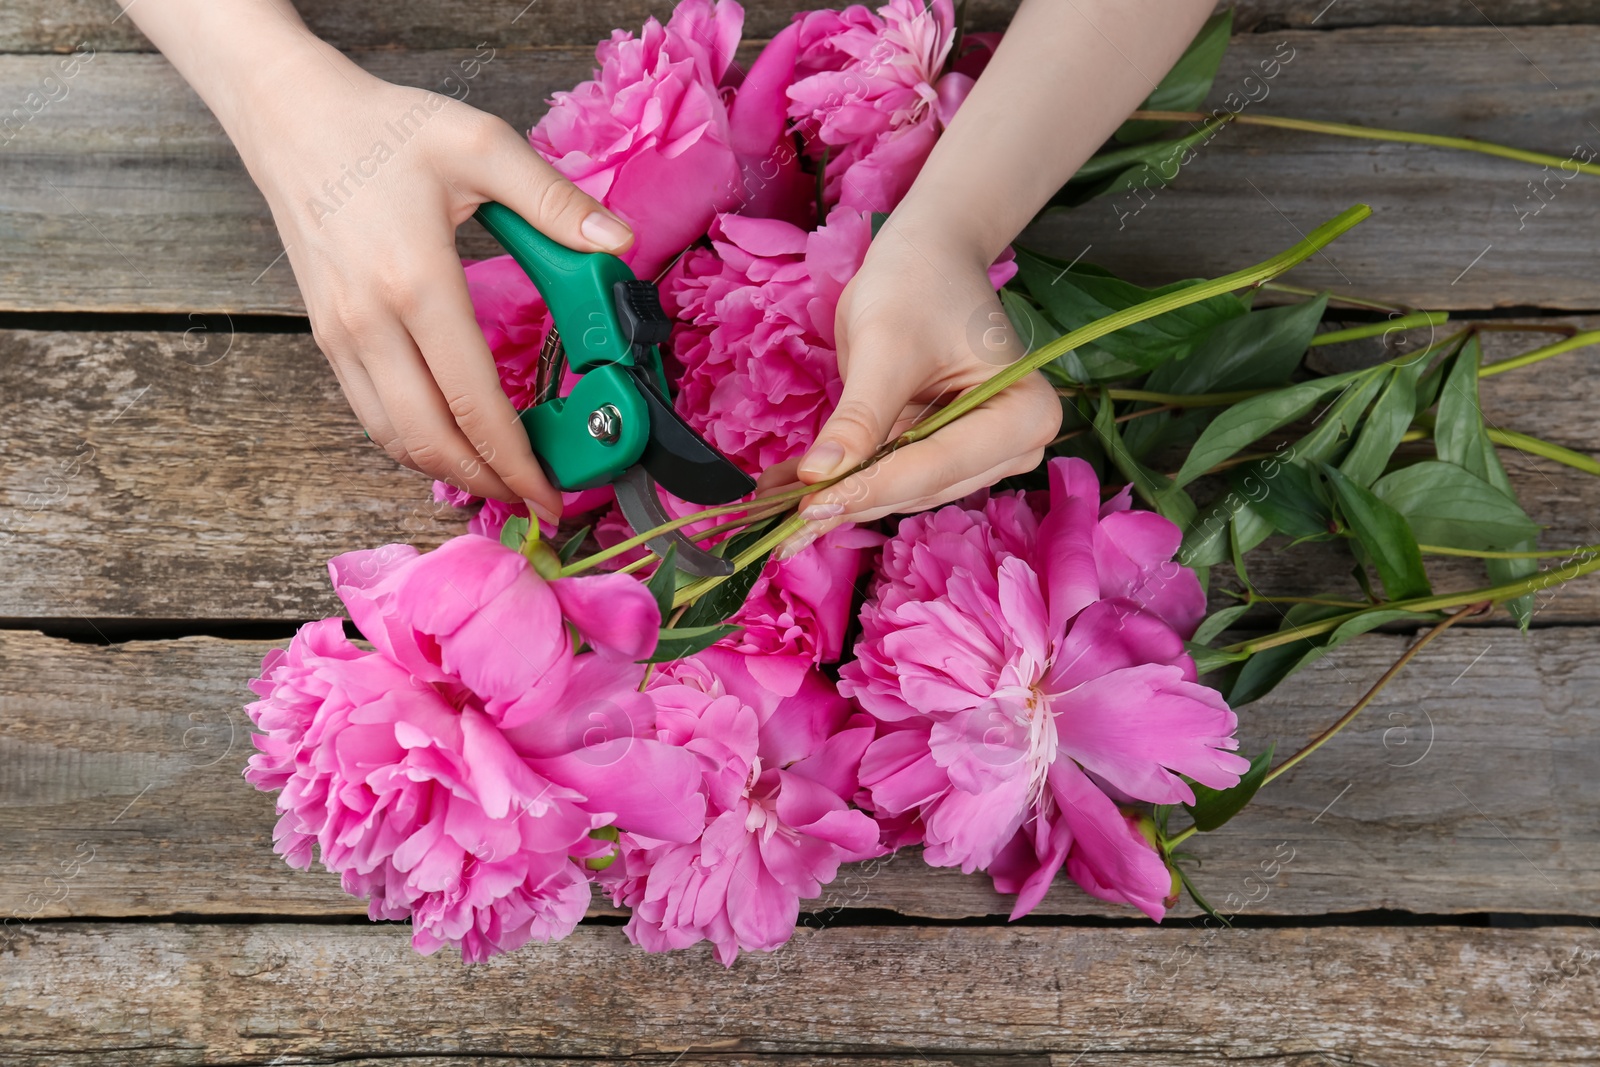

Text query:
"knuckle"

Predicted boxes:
[[534, 176, 590, 226], [824, 399, 885, 451]]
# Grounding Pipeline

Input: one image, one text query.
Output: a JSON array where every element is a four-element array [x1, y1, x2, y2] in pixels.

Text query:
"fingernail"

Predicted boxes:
[[800, 502, 844, 522], [798, 442, 846, 480], [580, 211, 632, 252], [775, 525, 822, 561], [527, 499, 560, 529]]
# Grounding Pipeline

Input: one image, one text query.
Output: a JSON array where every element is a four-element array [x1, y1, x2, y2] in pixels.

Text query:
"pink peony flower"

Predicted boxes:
[[529, 0, 753, 278], [664, 207, 870, 473], [841, 458, 1244, 921], [725, 525, 884, 664], [786, 0, 975, 213], [244, 535, 707, 961], [599, 647, 881, 964]]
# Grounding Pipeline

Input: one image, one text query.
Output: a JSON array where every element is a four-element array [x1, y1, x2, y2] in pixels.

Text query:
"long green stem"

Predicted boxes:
[[1221, 552, 1600, 655], [1262, 603, 1484, 786], [1419, 542, 1600, 560], [1166, 602, 1484, 850], [1130, 110, 1600, 178], [1308, 311, 1450, 347], [1260, 281, 1410, 314], [1485, 427, 1600, 476], [903, 205, 1372, 444], [1479, 330, 1600, 378], [1056, 385, 1272, 407], [671, 514, 806, 609]]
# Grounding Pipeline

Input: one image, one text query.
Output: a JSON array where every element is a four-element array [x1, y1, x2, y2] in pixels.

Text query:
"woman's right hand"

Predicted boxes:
[[223, 34, 634, 521]]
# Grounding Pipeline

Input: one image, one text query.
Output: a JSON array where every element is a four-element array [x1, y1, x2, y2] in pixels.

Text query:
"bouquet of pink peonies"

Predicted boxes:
[[244, 1, 1600, 964]]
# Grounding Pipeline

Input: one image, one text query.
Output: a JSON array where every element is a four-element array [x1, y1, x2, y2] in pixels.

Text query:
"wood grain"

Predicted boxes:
[[3, 626, 1597, 923], [2, 29, 1599, 313], [3, 322, 1596, 623], [4, 0, 1598, 53], [4, 922, 1599, 1064]]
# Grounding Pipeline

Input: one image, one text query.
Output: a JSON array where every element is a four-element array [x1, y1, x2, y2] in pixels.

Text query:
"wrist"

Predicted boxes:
[[874, 194, 1007, 276]]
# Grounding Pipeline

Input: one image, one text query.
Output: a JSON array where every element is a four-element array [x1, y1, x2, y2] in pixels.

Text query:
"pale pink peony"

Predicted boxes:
[[786, 0, 975, 213], [599, 647, 881, 964], [244, 535, 707, 961], [841, 458, 1244, 921]]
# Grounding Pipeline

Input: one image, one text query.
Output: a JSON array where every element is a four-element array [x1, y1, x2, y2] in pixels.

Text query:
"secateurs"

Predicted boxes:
[[473, 201, 755, 578]]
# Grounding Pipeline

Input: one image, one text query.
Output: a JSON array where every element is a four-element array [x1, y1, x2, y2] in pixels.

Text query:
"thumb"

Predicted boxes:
[[799, 362, 915, 485], [469, 119, 634, 255]]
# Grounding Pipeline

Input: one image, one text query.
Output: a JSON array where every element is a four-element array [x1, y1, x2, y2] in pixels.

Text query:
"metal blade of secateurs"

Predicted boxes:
[[614, 465, 734, 578], [625, 364, 755, 505]]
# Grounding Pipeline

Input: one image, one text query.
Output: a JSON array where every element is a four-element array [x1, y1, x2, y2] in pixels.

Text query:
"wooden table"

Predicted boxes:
[[3, 2, 1599, 1063]]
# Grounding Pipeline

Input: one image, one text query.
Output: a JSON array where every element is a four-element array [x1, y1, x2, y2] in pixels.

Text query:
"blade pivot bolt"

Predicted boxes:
[[587, 404, 623, 444]]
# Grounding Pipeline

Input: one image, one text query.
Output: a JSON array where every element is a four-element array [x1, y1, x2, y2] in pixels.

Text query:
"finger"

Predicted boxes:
[[360, 326, 522, 503], [327, 354, 403, 452], [400, 261, 564, 520], [756, 456, 802, 492], [464, 117, 634, 255], [799, 370, 1060, 525], [796, 329, 922, 484]]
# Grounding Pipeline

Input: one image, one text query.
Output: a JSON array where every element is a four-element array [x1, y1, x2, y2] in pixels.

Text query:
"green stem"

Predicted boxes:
[[1130, 110, 1600, 178], [559, 479, 832, 576], [671, 514, 806, 609], [1221, 552, 1600, 655], [1260, 281, 1410, 314], [901, 205, 1373, 445], [1166, 602, 1484, 850], [1262, 603, 1484, 786], [1485, 427, 1600, 476], [1056, 385, 1272, 407], [1478, 330, 1600, 378], [1418, 542, 1600, 560], [1307, 311, 1450, 347]]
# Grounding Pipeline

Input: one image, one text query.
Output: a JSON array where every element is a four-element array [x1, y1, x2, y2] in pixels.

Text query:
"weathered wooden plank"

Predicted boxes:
[[1023, 27, 1600, 310], [3, 322, 1596, 622], [3, 626, 1597, 922], [4, 922, 1598, 1064], [4, 0, 1598, 54], [2, 28, 1599, 313]]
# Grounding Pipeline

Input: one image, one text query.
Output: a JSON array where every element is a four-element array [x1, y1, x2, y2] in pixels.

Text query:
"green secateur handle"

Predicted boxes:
[[473, 200, 668, 491]]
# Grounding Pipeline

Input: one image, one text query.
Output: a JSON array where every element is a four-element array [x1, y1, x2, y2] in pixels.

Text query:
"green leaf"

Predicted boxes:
[[557, 524, 593, 564], [1427, 337, 1539, 626], [1052, 124, 1215, 209], [1339, 359, 1425, 487], [1289, 368, 1388, 465], [643, 624, 739, 663], [1226, 458, 1332, 540], [1189, 643, 1252, 676], [1434, 335, 1491, 478], [500, 515, 530, 551], [646, 545, 679, 624], [869, 211, 889, 238], [1174, 862, 1230, 926], [1183, 744, 1276, 833], [1147, 293, 1328, 396], [676, 526, 777, 629], [1372, 461, 1541, 551], [1229, 606, 1439, 706], [1117, 9, 1233, 142], [1015, 249, 1246, 373], [1322, 464, 1432, 601], [1175, 370, 1364, 486], [1191, 603, 1252, 648], [1091, 391, 1197, 527], [999, 288, 1061, 357]]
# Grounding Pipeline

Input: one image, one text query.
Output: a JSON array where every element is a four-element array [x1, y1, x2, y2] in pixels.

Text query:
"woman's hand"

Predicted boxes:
[[776, 222, 1061, 556], [238, 58, 632, 520], [127, 0, 634, 522]]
